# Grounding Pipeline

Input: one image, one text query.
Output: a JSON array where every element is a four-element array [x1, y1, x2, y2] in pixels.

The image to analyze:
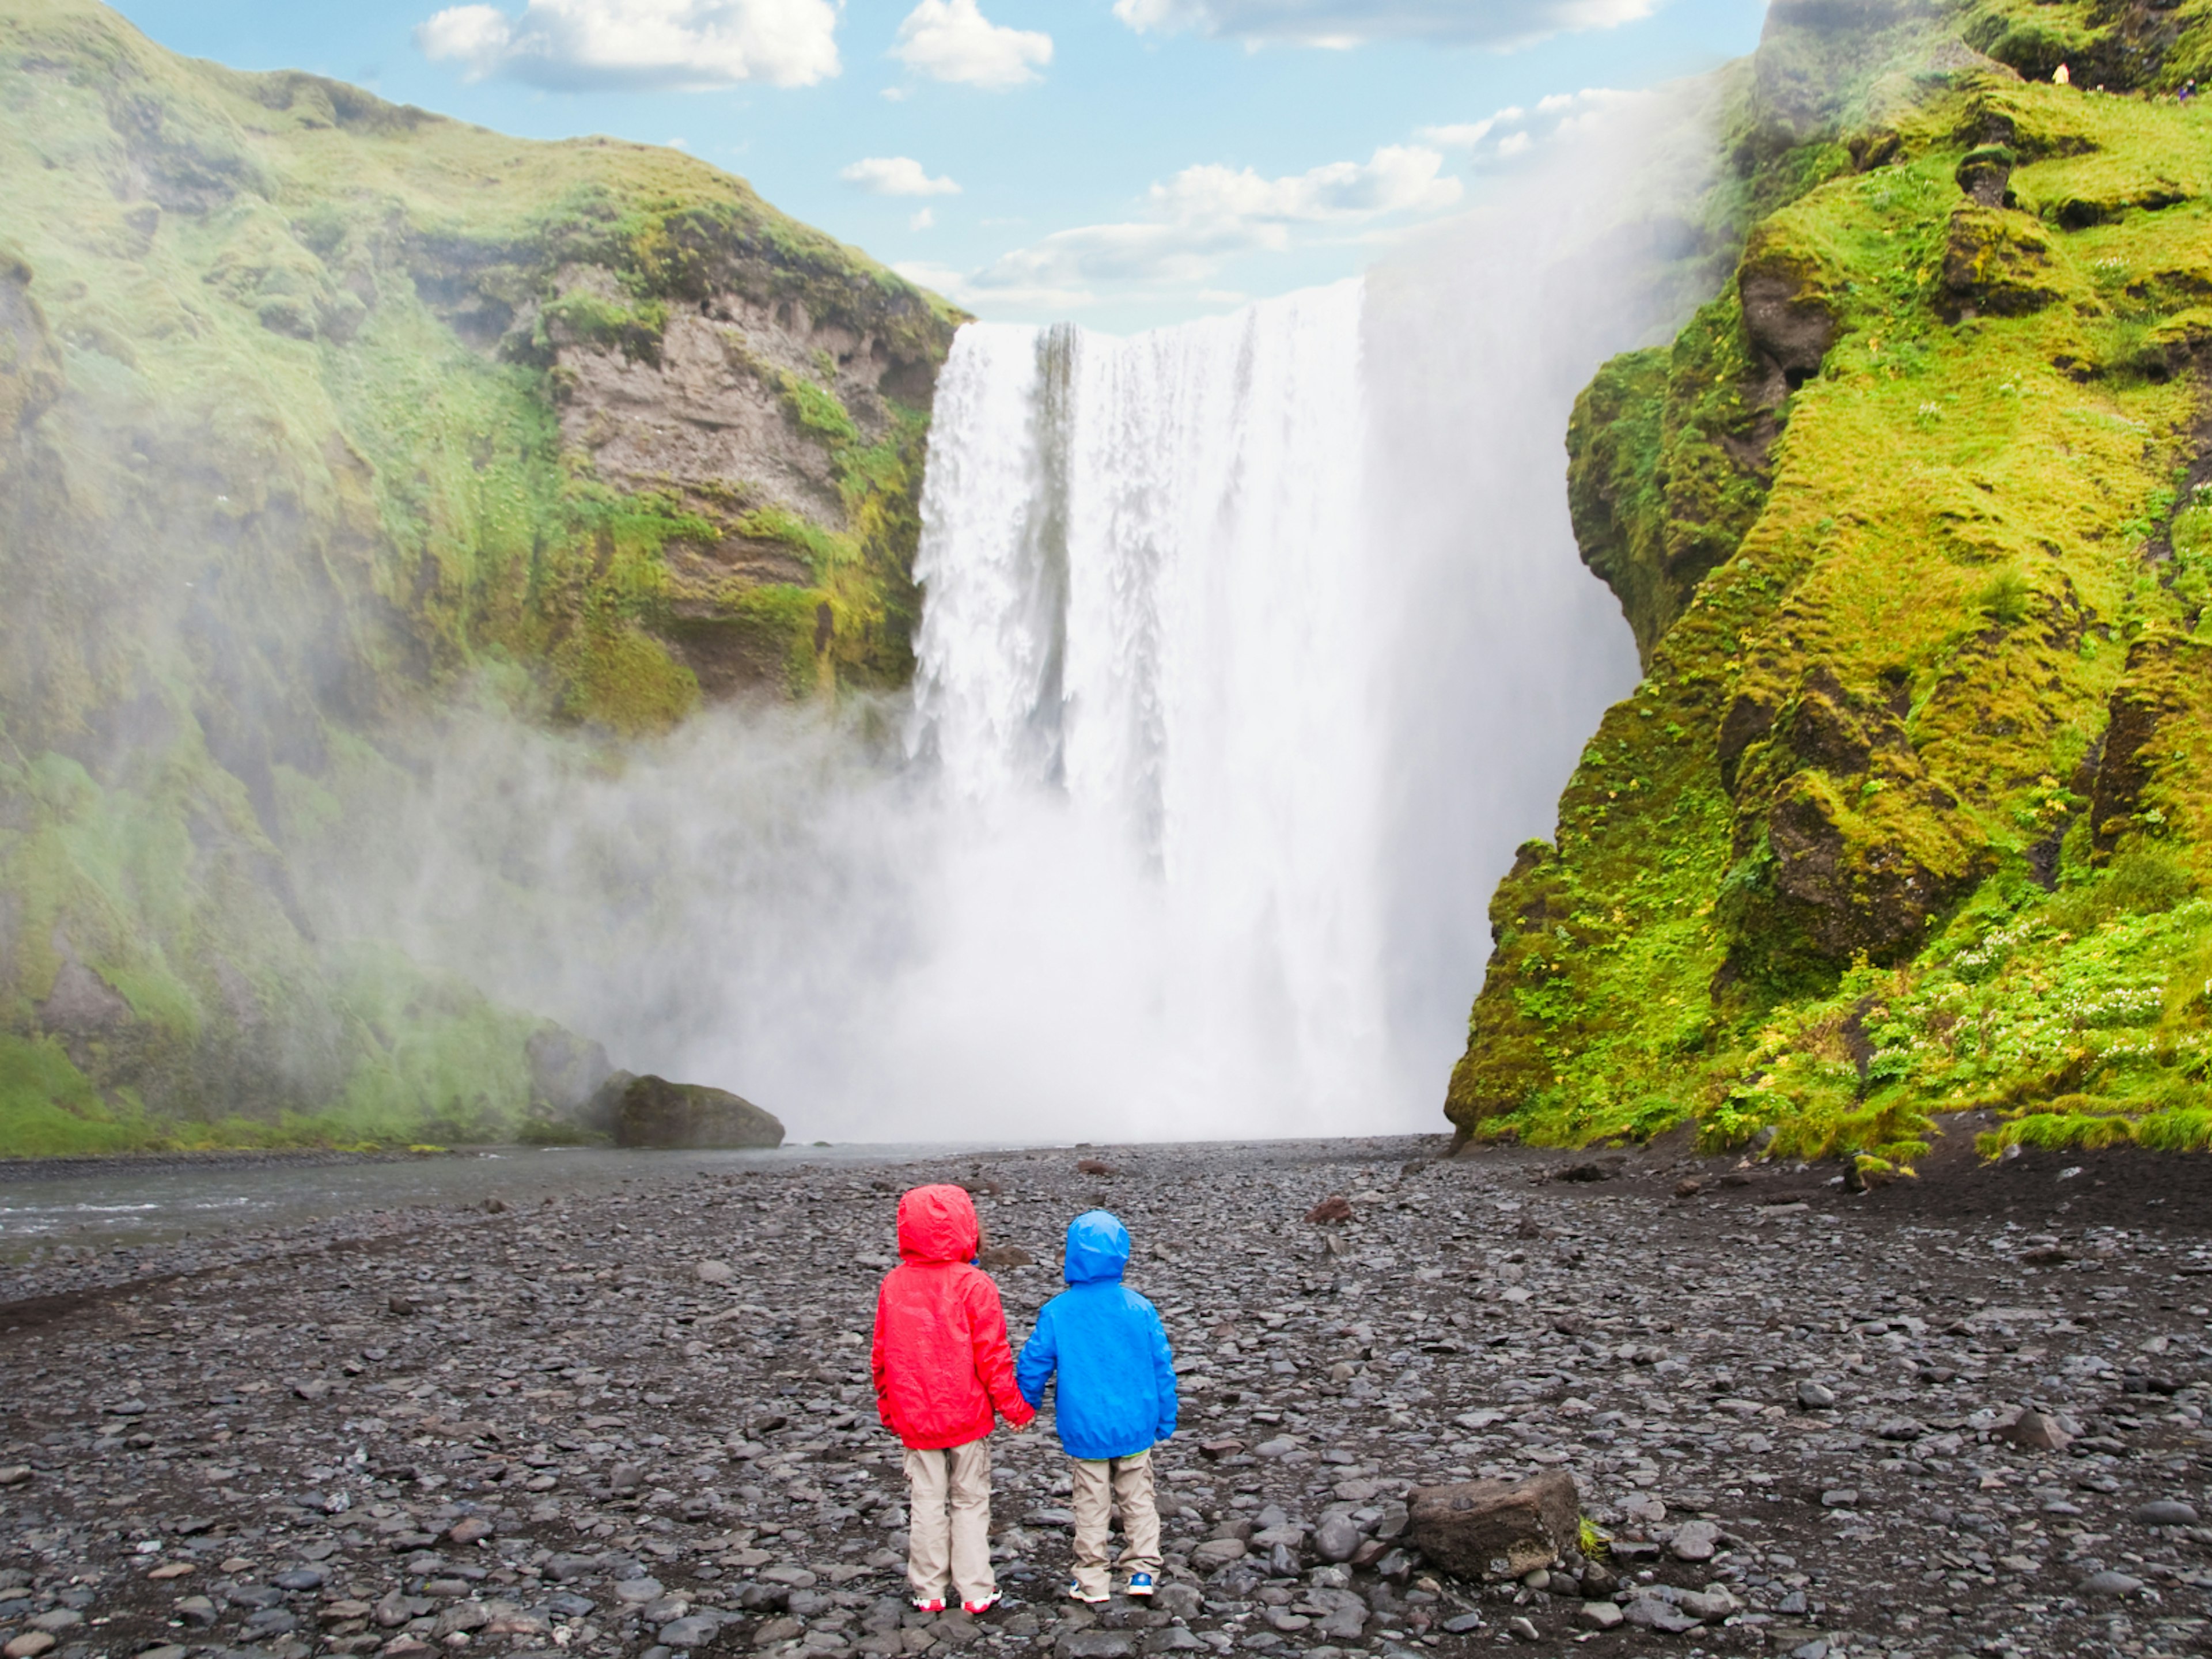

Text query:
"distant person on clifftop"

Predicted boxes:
[[1016, 1210, 1179, 1604], [870, 1184, 1035, 1616]]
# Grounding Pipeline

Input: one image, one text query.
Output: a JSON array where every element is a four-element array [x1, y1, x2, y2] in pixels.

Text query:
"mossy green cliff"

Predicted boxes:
[[0, 0, 956, 1151], [1452, 0, 2212, 1165]]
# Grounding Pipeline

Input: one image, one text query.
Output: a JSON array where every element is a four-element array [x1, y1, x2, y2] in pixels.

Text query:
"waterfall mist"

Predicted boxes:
[[323, 93, 1715, 1143]]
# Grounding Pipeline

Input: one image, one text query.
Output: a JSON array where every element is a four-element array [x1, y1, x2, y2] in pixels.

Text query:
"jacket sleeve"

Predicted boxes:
[[870, 1277, 892, 1425], [965, 1270, 1036, 1426], [1014, 1303, 1056, 1408], [1149, 1305, 1178, 1442]]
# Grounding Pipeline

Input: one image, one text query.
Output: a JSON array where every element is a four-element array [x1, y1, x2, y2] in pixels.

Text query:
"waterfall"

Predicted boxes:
[[327, 97, 1703, 1142], [910, 282, 1390, 1124]]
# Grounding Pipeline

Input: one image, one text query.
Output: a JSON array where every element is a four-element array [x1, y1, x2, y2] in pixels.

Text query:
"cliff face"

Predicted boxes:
[[0, 0, 956, 1151], [1451, 0, 2212, 1165]]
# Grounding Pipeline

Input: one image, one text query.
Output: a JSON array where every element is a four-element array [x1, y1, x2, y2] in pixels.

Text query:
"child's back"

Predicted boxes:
[[872, 1184, 1032, 1615], [1017, 1212, 1176, 1459], [1017, 1210, 1176, 1601]]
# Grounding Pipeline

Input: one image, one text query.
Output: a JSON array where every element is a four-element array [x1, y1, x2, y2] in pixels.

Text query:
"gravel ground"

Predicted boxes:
[[3, 1129, 2212, 1659]]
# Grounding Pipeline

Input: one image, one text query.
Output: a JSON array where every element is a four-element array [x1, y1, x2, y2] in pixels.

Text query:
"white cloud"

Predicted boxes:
[[1420, 89, 1633, 161], [1416, 109, 1519, 149], [840, 156, 961, 196], [892, 0, 1051, 88], [414, 0, 840, 91], [910, 207, 936, 230], [934, 144, 1461, 310], [1112, 0, 1658, 50]]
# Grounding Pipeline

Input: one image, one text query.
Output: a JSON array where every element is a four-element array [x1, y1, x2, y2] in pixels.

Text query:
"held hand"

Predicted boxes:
[[1011, 1416, 1036, 1434]]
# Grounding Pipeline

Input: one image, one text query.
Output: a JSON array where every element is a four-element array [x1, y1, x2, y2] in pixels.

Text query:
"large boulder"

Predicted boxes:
[[605, 1073, 784, 1150], [1407, 1470, 1578, 1581]]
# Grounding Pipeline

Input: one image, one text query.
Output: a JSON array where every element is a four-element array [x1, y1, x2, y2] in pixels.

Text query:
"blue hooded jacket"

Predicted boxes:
[[1016, 1211, 1177, 1461]]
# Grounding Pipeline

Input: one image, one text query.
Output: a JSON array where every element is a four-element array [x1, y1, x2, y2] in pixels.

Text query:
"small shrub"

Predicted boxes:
[[1978, 568, 2033, 628]]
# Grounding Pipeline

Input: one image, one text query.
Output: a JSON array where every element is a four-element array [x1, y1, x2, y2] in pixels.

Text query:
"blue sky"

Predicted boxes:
[[112, 0, 1770, 332]]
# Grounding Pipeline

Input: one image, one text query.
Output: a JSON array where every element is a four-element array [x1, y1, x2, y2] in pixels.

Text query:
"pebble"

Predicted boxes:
[[2134, 1498, 2199, 1526]]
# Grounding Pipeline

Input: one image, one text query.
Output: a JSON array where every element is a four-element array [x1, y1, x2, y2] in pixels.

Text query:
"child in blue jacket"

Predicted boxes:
[[1016, 1210, 1178, 1603]]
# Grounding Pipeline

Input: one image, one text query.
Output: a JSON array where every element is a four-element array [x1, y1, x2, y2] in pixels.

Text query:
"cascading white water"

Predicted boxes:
[[320, 96, 1707, 1142], [911, 283, 1391, 1126]]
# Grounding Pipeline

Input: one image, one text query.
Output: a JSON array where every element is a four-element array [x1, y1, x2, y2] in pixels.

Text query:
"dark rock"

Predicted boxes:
[[1955, 144, 2016, 207], [1407, 1470, 1577, 1580], [609, 1074, 783, 1150], [1738, 242, 1837, 393], [1941, 206, 2059, 319]]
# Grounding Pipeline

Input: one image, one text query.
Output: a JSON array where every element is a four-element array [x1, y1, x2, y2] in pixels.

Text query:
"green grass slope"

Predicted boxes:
[[0, 0, 957, 1152], [1450, 0, 2212, 1168]]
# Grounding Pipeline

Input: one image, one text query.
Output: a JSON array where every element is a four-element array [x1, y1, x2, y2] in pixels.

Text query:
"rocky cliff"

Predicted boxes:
[[0, 0, 956, 1151], [1450, 0, 2212, 1165]]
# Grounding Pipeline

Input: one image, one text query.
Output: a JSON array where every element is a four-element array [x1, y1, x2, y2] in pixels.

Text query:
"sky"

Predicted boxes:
[[111, 0, 1771, 333]]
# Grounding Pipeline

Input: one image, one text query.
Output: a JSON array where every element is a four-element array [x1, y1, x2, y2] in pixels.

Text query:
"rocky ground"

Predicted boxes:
[[4, 1129, 2212, 1659]]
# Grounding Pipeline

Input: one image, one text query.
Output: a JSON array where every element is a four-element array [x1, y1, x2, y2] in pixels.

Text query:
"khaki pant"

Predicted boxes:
[[1069, 1449, 1161, 1599], [904, 1440, 995, 1605]]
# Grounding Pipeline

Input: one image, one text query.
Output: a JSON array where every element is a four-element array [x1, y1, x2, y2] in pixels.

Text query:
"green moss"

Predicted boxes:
[[1451, 11, 2212, 1164], [540, 291, 669, 363], [778, 368, 861, 446]]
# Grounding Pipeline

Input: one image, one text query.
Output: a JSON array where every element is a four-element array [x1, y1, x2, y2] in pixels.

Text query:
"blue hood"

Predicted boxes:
[[1063, 1210, 1130, 1285]]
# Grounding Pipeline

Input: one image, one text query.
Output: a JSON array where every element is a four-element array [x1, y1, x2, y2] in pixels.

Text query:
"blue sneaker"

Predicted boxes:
[[1124, 1572, 1155, 1598]]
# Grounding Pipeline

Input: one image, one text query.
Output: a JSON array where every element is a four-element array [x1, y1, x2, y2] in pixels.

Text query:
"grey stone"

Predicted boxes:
[[1623, 1595, 1698, 1634], [659, 1616, 721, 1647], [1055, 1633, 1138, 1659], [2135, 1499, 2199, 1526], [2082, 1570, 2143, 1596], [1312, 1517, 1362, 1563], [1669, 1520, 1719, 1562], [1577, 1601, 1624, 1631]]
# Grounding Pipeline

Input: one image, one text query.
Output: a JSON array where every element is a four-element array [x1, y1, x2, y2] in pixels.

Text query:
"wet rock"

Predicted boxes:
[[2135, 1499, 2198, 1526], [611, 1074, 783, 1150], [1407, 1469, 1577, 1580]]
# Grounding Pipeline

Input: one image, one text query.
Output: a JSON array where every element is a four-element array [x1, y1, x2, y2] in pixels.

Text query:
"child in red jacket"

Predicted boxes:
[[871, 1184, 1036, 1614]]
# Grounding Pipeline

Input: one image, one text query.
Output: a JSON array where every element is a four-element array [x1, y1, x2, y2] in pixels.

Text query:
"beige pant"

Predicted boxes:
[[1069, 1449, 1161, 1598], [904, 1440, 995, 1604]]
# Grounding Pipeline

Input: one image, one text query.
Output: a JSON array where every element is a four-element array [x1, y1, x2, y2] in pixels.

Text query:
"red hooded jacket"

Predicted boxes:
[[871, 1184, 1035, 1449]]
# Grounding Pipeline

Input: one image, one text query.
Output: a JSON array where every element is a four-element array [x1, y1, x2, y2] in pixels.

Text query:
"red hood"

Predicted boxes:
[[897, 1183, 980, 1264]]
